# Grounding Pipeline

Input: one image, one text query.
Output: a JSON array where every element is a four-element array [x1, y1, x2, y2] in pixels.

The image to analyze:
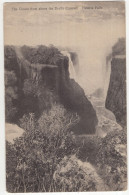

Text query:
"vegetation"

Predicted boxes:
[[6, 105, 79, 192], [5, 70, 18, 122], [4, 45, 64, 123], [21, 45, 62, 65], [76, 135, 101, 165], [96, 129, 127, 191], [4, 46, 18, 71], [6, 104, 127, 192], [53, 155, 105, 191], [5, 44, 127, 192]]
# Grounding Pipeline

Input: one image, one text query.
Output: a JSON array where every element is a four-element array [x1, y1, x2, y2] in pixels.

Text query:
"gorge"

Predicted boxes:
[[5, 44, 98, 136], [5, 38, 126, 139], [5, 39, 127, 192]]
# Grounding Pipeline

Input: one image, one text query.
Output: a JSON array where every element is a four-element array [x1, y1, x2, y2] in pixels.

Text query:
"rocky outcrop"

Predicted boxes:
[[37, 50, 97, 134], [6, 123, 24, 143], [4, 45, 98, 134], [105, 38, 126, 127]]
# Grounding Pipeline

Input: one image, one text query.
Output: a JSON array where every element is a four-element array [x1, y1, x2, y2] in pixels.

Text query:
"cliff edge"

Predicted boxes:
[[105, 38, 126, 127], [5, 45, 98, 134]]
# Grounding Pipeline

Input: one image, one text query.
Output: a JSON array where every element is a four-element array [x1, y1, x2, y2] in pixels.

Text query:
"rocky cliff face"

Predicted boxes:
[[5, 45, 98, 134], [105, 38, 126, 127]]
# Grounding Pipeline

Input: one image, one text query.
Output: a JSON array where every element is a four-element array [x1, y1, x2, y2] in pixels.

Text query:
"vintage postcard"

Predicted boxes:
[[4, 1, 127, 192]]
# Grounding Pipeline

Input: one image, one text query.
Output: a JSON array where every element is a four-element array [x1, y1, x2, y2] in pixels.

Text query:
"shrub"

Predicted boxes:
[[53, 155, 106, 191], [6, 141, 17, 192], [75, 135, 101, 165], [22, 78, 58, 116], [4, 46, 18, 71], [21, 45, 61, 65], [96, 129, 127, 191], [5, 71, 18, 122], [6, 104, 79, 192], [23, 79, 39, 97]]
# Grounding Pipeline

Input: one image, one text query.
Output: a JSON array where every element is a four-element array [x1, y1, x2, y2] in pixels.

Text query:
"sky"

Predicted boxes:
[[4, 1, 126, 94]]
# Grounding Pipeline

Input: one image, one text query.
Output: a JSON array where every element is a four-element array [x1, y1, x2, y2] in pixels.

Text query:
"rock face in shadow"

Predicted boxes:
[[5, 45, 98, 134], [105, 38, 126, 127], [40, 51, 98, 134]]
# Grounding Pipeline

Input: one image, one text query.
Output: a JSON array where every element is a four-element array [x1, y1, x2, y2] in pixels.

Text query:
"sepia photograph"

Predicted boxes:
[[4, 1, 127, 192]]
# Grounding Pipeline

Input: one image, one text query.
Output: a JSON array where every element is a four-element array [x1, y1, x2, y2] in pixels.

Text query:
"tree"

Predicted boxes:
[[5, 71, 18, 122]]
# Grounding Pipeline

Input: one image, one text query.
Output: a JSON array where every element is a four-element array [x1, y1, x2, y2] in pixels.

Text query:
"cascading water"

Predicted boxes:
[[61, 51, 77, 81], [103, 54, 112, 100]]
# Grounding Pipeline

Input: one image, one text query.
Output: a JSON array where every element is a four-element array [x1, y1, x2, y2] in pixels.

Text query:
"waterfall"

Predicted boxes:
[[15, 46, 33, 79], [103, 54, 112, 99], [61, 51, 76, 81]]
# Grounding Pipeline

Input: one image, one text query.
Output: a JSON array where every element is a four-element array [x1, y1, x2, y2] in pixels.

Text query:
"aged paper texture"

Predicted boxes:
[[4, 1, 127, 192]]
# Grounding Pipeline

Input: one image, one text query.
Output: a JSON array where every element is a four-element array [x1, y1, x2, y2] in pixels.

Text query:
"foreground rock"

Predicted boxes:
[[96, 115, 122, 138], [6, 123, 24, 143], [89, 95, 122, 138]]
